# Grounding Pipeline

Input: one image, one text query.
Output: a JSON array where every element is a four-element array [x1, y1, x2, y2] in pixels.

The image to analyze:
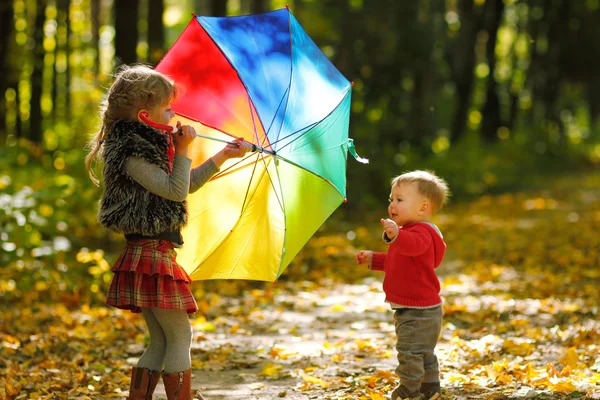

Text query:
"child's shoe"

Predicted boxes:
[[391, 384, 423, 400], [419, 382, 441, 399]]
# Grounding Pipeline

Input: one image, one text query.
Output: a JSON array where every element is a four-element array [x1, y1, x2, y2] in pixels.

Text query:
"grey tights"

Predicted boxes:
[[137, 308, 192, 373]]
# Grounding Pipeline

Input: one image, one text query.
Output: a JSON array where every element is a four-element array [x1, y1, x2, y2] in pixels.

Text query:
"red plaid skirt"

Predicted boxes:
[[106, 240, 198, 314]]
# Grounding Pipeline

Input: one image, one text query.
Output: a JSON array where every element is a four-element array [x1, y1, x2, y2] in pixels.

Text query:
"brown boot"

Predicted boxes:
[[162, 369, 206, 400], [419, 382, 441, 399], [391, 384, 423, 400], [128, 367, 161, 400]]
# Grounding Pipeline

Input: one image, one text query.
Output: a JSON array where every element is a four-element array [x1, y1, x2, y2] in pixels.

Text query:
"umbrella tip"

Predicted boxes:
[[286, 4, 289, 9], [344, 198, 348, 203], [191, 12, 196, 17], [351, 81, 355, 87]]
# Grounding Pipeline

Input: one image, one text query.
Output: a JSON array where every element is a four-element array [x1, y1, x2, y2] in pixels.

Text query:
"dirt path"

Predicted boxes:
[[150, 279, 399, 399]]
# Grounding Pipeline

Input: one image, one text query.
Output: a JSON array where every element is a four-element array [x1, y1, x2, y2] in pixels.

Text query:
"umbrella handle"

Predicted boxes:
[[139, 112, 264, 154], [138, 112, 179, 134]]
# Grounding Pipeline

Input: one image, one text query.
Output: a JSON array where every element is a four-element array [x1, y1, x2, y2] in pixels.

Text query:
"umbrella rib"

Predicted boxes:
[[226, 208, 262, 279], [270, 158, 287, 280], [197, 160, 267, 277], [261, 87, 289, 148], [247, 92, 264, 150], [211, 152, 259, 180], [258, 148, 285, 214], [240, 152, 262, 214], [194, 18, 270, 148], [270, 89, 351, 152], [267, 120, 318, 149], [276, 7, 294, 149]]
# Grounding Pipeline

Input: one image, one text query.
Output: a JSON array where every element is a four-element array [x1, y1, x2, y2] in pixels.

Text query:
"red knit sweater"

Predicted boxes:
[[371, 222, 446, 307]]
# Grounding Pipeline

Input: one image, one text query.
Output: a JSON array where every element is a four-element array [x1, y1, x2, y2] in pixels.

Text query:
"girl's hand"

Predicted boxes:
[[174, 122, 196, 157], [355, 250, 372, 266], [381, 218, 398, 240], [211, 137, 253, 168], [223, 137, 252, 159]]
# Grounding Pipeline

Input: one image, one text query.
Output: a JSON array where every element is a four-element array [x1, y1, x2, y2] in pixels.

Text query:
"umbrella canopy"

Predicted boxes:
[[155, 7, 356, 282]]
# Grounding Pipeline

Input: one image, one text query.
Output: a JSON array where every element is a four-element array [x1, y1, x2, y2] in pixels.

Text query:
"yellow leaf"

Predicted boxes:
[[503, 338, 534, 356], [259, 363, 283, 377], [496, 373, 513, 385], [558, 347, 579, 369], [6, 380, 21, 397], [196, 322, 216, 332], [368, 390, 386, 400], [549, 380, 577, 392], [301, 375, 330, 388]]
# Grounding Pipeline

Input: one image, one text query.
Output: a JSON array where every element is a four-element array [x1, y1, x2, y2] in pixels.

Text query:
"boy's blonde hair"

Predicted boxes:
[[85, 64, 179, 185], [391, 170, 450, 213]]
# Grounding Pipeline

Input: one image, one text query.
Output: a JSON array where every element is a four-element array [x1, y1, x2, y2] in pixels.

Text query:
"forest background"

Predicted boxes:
[[1, 0, 600, 399]]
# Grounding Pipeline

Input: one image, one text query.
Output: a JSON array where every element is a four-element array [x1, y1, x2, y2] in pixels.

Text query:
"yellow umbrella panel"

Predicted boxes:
[[174, 117, 344, 281]]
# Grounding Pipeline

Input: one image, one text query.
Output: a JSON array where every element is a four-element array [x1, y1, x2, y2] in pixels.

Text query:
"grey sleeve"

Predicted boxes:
[[124, 154, 192, 202], [189, 158, 220, 193]]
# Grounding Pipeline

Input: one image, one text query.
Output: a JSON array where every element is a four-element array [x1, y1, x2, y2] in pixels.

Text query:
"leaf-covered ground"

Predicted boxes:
[[1, 172, 600, 399]]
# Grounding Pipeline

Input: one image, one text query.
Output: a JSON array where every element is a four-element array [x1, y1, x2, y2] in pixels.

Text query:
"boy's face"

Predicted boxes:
[[388, 182, 430, 226]]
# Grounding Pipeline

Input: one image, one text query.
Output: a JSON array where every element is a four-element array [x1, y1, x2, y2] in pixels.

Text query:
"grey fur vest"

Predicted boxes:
[[98, 120, 187, 235]]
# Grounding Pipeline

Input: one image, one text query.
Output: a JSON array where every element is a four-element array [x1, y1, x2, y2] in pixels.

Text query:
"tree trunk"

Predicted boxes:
[[481, 0, 505, 142], [194, 0, 210, 15], [209, 0, 227, 16], [114, 0, 140, 66], [449, 0, 482, 143], [30, 0, 48, 144], [542, 0, 567, 142], [54, 0, 72, 119], [91, 0, 101, 79], [147, 0, 165, 66], [0, 2, 14, 139], [251, 0, 267, 14], [588, 78, 600, 132], [336, 0, 353, 77]]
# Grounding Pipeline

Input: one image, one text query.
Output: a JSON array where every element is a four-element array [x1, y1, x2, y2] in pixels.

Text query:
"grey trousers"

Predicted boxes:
[[393, 305, 443, 392]]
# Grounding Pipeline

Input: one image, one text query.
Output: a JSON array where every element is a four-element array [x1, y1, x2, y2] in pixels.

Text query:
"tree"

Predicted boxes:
[[209, 0, 227, 16], [251, 0, 267, 14], [480, 0, 505, 142], [91, 0, 101, 79], [53, 0, 72, 120], [114, 0, 140, 66], [448, 0, 485, 143], [148, 0, 165, 66], [0, 1, 14, 139], [30, 0, 47, 144]]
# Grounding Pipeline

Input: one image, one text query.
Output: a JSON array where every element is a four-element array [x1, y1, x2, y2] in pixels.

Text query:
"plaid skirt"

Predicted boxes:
[[106, 240, 198, 314]]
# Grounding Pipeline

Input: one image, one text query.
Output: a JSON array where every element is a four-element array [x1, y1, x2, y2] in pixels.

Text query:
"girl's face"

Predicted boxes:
[[146, 101, 175, 125], [388, 182, 428, 226]]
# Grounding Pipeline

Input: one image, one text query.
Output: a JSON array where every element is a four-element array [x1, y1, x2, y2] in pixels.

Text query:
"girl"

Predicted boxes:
[[86, 64, 251, 400]]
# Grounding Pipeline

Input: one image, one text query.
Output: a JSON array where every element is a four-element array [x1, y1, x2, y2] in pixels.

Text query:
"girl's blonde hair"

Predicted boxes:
[[85, 64, 178, 185], [391, 170, 450, 213]]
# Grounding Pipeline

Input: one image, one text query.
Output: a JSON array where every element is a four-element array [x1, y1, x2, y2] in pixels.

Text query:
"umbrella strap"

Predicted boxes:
[[347, 138, 369, 164]]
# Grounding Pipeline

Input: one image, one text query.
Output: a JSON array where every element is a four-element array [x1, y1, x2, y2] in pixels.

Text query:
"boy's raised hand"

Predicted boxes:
[[355, 250, 372, 266], [381, 218, 398, 240]]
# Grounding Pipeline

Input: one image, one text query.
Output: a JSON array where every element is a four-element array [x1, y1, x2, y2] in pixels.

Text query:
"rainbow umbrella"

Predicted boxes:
[[155, 7, 366, 282]]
